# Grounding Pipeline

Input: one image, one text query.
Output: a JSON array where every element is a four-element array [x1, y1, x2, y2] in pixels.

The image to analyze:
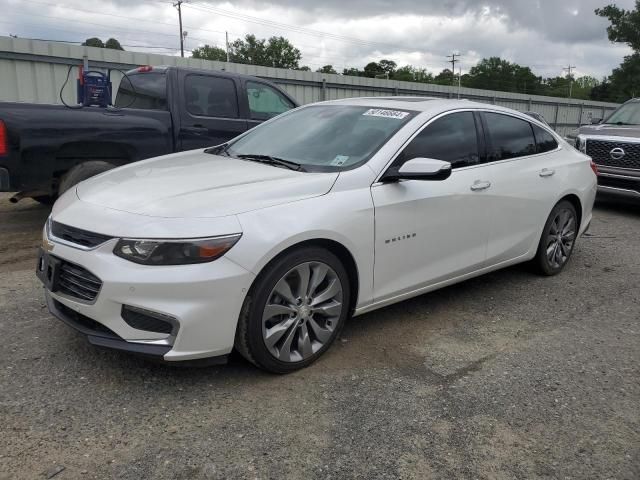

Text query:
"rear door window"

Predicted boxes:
[[532, 124, 559, 153], [184, 75, 239, 118], [115, 73, 167, 110], [246, 81, 295, 120], [483, 113, 536, 161]]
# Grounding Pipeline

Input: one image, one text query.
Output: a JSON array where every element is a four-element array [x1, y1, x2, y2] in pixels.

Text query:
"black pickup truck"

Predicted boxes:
[[0, 65, 298, 203]]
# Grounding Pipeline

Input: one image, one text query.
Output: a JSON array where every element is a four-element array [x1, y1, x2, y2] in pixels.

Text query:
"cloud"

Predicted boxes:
[[1, 0, 635, 78]]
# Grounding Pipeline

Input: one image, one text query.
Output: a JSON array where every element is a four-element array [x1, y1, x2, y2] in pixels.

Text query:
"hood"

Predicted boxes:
[[76, 150, 339, 218], [578, 123, 640, 138]]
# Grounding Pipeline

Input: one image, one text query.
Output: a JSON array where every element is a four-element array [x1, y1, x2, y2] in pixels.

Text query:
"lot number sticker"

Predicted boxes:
[[363, 108, 410, 119]]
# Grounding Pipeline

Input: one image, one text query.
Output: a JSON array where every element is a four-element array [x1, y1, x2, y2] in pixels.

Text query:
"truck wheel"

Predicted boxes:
[[58, 161, 116, 195], [31, 195, 56, 205]]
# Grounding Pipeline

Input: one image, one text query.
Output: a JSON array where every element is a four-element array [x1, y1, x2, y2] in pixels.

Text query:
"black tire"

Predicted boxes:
[[235, 247, 351, 373], [58, 161, 116, 195], [30, 195, 56, 206], [532, 200, 578, 276]]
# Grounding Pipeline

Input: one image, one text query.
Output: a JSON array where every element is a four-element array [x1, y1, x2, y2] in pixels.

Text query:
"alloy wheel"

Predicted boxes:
[[262, 261, 343, 363], [545, 208, 576, 269]]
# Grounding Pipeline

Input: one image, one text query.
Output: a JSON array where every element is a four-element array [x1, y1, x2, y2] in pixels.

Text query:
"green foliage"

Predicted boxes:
[[393, 65, 433, 83], [342, 67, 365, 77], [104, 38, 124, 51], [82, 37, 124, 51], [228, 34, 302, 69], [82, 37, 104, 48], [191, 44, 227, 61], [596, 1, 640, 50], [434, 68, 455, 85], [595, 2, 640, 101], [316, 65, 337, 74]]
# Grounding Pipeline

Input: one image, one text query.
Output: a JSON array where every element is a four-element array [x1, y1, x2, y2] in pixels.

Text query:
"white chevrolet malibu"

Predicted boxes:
[[38, 97, 597, 372]]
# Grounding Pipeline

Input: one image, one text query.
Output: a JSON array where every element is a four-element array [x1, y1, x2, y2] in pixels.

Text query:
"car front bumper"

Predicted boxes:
[[40, 237, 255, 362]]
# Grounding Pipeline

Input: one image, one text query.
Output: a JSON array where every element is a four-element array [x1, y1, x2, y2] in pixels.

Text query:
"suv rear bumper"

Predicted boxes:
[[0, 167, 9, 191]]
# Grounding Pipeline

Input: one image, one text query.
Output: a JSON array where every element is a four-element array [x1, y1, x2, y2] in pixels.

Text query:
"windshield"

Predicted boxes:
[[604, 102, 640, 125], [224, 105, 416, 171]]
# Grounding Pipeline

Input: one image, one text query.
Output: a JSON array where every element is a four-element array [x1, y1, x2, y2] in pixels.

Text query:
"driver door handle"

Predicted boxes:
[[470, 180, 491, 191], [539, 168, 555, 177]]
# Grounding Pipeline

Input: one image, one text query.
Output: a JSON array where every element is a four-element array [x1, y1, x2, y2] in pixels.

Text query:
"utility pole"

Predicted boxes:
[[174, 1, 184, 57], [457, 67, 462, 99], [225, 31, 230, 62], [564, 64, 576, 98], [447, 53, 460, 86]]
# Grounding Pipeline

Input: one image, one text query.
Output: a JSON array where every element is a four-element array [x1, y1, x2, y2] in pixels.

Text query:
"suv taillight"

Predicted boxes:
[[590, 159, 598, 176], [0, 120, 7, 156]]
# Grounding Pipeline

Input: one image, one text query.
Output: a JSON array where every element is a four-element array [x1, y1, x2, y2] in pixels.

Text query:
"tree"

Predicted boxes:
[[316, 65, 337, 74], [393, 65, 433, 83], [595, 2, 640, 101], [342, 67, 364, 77], [82, 37, 124, 50], [82, 37, 104, 48], [363, 61, 386, 78], [297, 66, 311, 71], [434, 68, 455, 85], [104, 38, 124, 50], [192, 45, 228, 61], [228, 34, 302, 69], [596, 1, 640, 50], [378, 59, 397, 76], [463, 57, 541, 93]]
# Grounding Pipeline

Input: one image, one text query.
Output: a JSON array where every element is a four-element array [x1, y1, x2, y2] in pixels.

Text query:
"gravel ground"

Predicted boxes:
[[0, 192, 638, 480]]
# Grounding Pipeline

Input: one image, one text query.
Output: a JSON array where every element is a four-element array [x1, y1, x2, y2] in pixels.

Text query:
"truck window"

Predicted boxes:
[[115, 73, 167, 110], [184, 75, 239, 118], [246, 81, 294, 120]]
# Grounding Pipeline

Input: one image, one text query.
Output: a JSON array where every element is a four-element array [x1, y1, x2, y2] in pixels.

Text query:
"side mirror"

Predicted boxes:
[[590, 117, 602, 125], [383, 158, 452, 182]]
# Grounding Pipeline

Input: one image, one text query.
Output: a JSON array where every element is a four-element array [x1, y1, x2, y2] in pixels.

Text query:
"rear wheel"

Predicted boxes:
[[533, 200, 578, 276], [58, 160, 116, 195], [235, 247, 350, 373]]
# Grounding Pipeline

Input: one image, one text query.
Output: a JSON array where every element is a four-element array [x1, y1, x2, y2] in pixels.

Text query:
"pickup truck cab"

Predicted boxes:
[[568, 98, 640, 198], [0, 65, 298, 203]]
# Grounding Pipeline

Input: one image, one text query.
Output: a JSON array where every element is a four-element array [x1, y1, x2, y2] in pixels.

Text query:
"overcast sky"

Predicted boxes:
[[1, 0, 635, 79]]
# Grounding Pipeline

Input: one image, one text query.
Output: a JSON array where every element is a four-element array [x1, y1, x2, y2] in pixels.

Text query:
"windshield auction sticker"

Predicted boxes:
[[363, 109, 410, 119]]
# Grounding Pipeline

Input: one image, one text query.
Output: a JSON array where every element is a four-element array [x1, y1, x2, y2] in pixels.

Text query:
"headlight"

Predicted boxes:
[[113, 234, 242, 265], [575, 135, 587, 153]]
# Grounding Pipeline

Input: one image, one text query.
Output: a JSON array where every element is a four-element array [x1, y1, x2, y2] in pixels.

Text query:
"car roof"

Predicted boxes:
[[317, 96, 533, 118]]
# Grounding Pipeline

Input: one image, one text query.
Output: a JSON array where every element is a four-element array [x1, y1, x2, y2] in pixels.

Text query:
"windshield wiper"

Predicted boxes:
[[236, 154, 304, 171]]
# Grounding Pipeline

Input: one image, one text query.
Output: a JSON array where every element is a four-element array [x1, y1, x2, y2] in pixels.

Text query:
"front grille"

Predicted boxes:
[[53, 299, 118, 338], [57, 260, 102, 302], [51, 222, 113, 249], [586, 139, 640, 169], [598, 175, 640, 193]]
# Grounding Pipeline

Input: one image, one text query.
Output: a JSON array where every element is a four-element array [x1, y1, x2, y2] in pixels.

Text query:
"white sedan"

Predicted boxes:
[[37, 97, 597, 373]]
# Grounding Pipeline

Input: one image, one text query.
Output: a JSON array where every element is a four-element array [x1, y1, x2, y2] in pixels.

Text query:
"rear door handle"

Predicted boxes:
[[470, 180, 491, 191], [539, 168, 555, 177]]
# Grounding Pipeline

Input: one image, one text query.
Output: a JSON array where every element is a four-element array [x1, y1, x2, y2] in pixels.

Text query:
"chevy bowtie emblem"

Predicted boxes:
[[610, 147, 625, 160]]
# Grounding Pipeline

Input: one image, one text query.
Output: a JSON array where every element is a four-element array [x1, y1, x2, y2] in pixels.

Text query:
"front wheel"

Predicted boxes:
[[235, 247, 351, 373], [533, 200, 578, 276]]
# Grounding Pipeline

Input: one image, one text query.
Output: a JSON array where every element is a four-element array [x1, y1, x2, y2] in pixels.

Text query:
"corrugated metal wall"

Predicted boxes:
[[0, 36, 620, 137]]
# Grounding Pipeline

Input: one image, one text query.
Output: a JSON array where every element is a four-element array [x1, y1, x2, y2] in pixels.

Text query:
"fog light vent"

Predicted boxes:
[[121, 306, 176, 334]]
